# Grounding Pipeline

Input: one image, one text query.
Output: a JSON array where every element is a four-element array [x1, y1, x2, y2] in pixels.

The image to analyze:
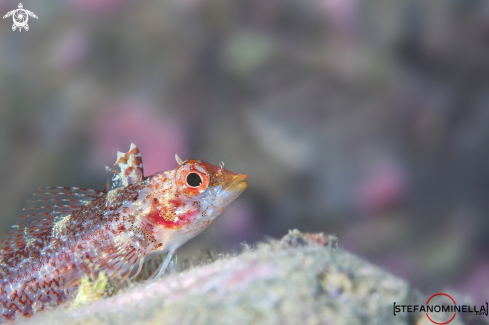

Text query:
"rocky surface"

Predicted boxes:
[[17, 230, 484, 325]]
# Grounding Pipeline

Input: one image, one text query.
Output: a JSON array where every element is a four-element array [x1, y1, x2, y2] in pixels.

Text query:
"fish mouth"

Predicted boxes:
[[211, 174, 248, 211], [224, 174, 248, 193]]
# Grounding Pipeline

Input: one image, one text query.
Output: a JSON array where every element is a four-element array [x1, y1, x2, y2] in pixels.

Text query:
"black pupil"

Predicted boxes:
[[186, 173, 202, 187]]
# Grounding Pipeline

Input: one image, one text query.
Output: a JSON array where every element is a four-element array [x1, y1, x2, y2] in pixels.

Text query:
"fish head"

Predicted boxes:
[[147, 159, 248, 250], [174, 159, 248, 214]]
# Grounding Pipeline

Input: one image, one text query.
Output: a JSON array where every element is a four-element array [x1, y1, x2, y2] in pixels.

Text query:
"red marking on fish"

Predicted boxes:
[[148, 199, 199, 229], [0, 144, 247, 322]]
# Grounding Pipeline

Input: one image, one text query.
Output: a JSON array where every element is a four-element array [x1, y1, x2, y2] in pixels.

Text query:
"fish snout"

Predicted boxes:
[[226, 174, 248, 192]]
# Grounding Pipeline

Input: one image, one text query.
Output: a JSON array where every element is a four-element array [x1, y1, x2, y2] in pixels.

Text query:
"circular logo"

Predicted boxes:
[[426, 293, 457, 324], [13, 9, 28, 27]]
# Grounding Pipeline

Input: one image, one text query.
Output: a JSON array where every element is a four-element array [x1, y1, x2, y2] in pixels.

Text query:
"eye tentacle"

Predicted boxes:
[[175, 154, 184, 165]]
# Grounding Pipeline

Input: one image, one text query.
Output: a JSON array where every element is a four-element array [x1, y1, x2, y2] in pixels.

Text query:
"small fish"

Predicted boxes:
[[0, 144, 248, 322]]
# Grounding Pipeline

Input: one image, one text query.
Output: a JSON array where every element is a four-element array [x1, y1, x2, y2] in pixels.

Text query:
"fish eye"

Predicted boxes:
[[175, 160, 210, 196], [186, 172, 203, 187]]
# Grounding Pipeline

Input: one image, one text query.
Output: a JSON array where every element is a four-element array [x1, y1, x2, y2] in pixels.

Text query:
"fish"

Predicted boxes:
[[0, 143, 248, 322]]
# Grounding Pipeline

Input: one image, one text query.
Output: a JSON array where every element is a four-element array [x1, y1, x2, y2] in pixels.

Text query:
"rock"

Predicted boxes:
[[17, 230, 479, 325]]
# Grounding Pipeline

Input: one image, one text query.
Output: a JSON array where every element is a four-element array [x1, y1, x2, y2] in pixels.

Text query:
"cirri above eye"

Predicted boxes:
[[186, 172, 202, 187]]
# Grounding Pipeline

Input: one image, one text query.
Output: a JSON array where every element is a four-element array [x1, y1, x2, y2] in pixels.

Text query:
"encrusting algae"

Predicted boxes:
[[70, 272, 114, 308]]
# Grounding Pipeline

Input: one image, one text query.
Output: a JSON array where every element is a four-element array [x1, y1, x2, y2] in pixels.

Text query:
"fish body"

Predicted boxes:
[[0, 144, 247, 322]]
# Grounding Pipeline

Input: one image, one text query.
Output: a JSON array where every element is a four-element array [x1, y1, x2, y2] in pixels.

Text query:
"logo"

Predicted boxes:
[[2, 3, 38, 32], [393, 293, 488, 324]]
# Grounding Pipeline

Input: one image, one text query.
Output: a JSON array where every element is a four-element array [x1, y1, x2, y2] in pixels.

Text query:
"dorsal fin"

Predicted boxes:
[[0, 187, 103, 258], [105, 166, 124, 192], [105, 143, 144, 191], [36, 186, 103, 197]]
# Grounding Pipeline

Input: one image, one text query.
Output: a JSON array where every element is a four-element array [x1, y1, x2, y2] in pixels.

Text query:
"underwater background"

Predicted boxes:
[[0, 0, 488, 304]]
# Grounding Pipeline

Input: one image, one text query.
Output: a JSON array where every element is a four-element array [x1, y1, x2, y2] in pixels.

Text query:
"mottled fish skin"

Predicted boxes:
[[0, 144, 248, 322]]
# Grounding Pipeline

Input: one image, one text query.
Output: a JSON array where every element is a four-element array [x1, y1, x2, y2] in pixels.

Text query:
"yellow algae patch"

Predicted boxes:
[[71, 272, 114, 308]]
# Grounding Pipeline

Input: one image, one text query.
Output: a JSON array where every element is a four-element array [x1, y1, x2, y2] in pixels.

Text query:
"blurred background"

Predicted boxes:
[[0, 0, 488, 304]]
